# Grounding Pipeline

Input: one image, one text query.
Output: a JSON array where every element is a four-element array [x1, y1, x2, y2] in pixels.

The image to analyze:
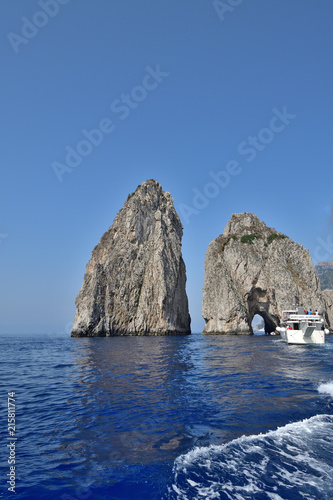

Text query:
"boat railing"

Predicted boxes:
[[288, 314, 322, 322]]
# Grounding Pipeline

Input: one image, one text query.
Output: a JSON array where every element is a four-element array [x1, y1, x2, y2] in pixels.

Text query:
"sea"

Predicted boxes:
[[1, 332, 333, 500]]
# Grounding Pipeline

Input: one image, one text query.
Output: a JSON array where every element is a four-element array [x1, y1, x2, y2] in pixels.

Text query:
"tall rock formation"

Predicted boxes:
[[72, 180, 191, 336], [202, 213, 328, 334]]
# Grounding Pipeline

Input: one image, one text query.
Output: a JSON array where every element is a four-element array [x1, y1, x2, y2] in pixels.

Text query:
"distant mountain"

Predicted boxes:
[[253, 319, 265, 332], [315, 261, 333, 290]]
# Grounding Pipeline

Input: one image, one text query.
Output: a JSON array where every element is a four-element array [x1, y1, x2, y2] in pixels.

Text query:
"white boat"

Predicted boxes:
[[276, 307, 327, 345]]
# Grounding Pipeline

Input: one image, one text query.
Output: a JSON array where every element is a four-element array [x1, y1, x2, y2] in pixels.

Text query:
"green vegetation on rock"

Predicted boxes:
[[241, 234, 258, 244], [267, 233, 286, 244]]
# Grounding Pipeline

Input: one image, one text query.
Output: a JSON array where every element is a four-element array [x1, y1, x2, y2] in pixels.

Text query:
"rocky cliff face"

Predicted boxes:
[[72, 180, 191, 336], [202, 213, 327, 334]]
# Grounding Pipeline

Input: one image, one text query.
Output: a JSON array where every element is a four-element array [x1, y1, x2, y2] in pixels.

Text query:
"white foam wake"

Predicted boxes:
[[318, 381, 333, 397], [168, 414, 333, 500]]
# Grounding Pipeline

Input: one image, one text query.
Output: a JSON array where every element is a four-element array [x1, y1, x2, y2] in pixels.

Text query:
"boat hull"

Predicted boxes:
[[280, 329, 325, 345]]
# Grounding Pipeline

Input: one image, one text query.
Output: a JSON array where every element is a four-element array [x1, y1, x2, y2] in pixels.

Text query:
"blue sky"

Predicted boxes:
[[1, 0, 332, 334]]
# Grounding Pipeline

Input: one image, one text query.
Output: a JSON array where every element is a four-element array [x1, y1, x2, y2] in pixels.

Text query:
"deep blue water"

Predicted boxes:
[[1, 332, 333, 499]]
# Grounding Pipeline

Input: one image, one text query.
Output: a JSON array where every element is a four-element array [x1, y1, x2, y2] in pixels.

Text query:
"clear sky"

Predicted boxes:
[[1, 0, 332, 334]]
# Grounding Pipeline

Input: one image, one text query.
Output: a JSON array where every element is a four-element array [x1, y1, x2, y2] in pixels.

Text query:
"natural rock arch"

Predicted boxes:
[[247, 288, 279, 334], [202, 213, 326, 334]]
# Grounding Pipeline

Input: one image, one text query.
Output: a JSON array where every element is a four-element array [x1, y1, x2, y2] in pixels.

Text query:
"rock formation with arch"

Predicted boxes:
[[72, 180, 191, 336], [202, 213, 328, 334]]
